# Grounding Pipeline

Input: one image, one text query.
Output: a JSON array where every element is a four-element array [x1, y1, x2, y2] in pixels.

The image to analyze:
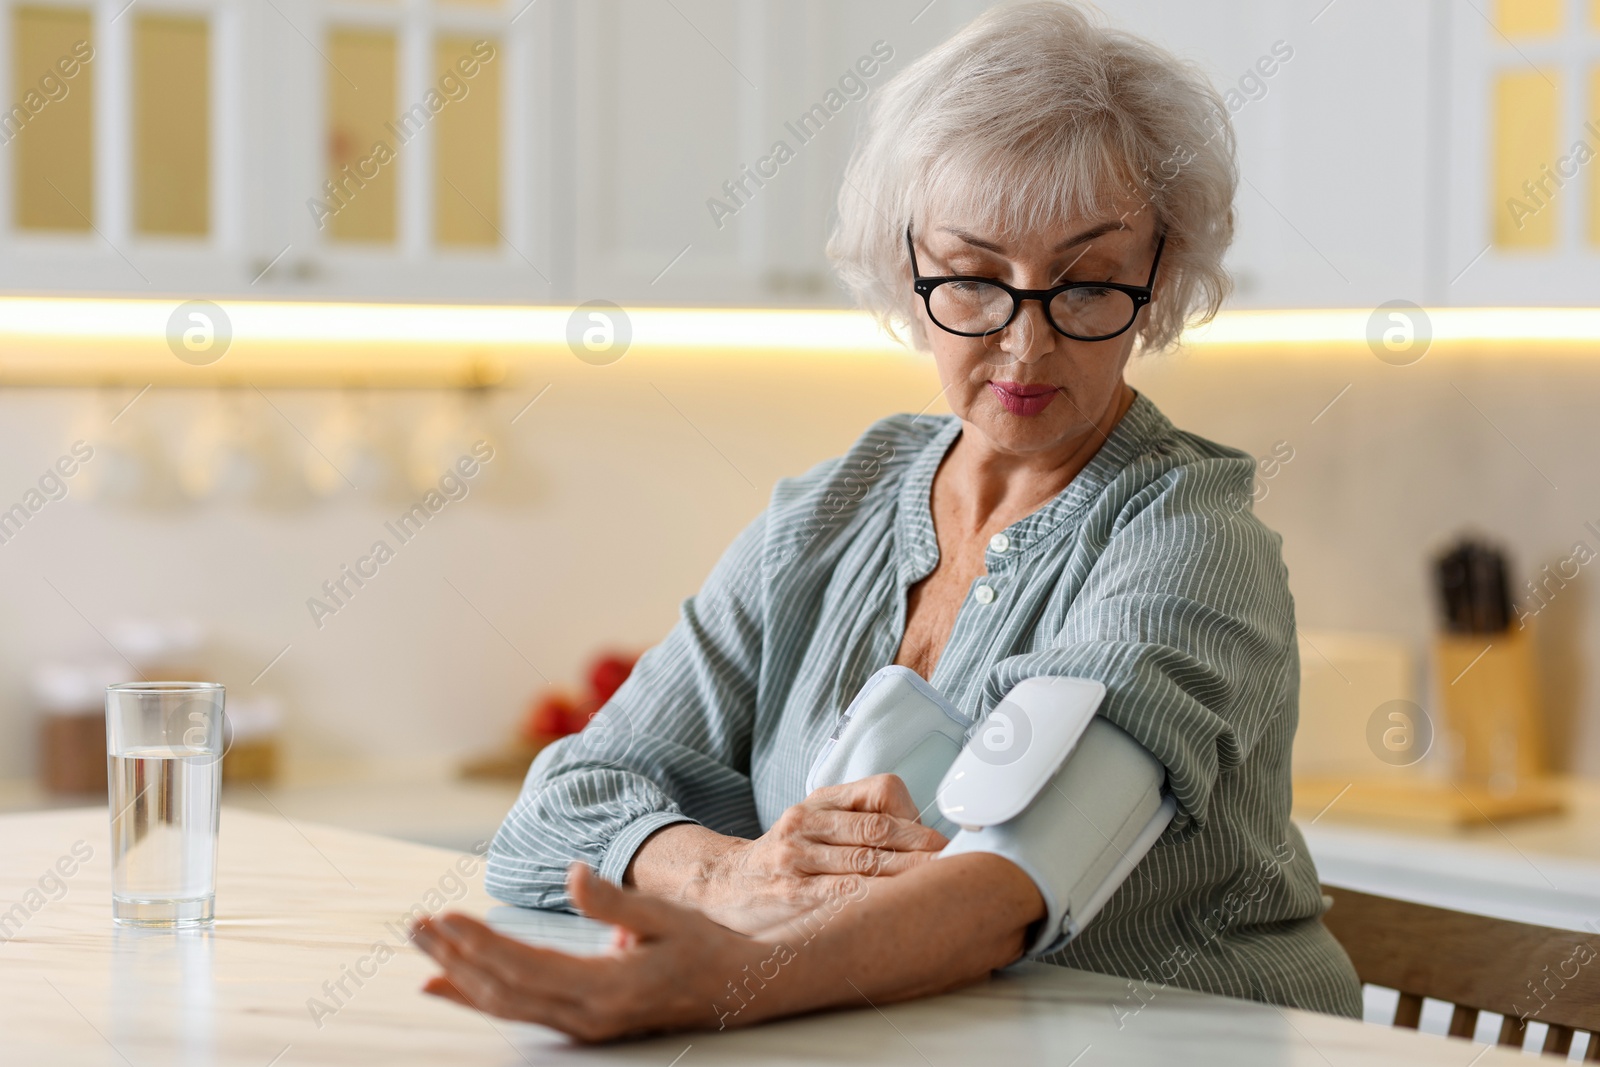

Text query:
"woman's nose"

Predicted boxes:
[[996, 300, 1056, 364]]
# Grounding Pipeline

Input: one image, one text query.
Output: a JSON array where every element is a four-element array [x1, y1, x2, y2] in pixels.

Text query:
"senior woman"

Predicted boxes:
[[413, 0, 1362, 1040]]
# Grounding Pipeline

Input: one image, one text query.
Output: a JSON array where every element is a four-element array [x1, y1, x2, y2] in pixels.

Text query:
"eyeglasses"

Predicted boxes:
[[906, 224, 1165, 343]]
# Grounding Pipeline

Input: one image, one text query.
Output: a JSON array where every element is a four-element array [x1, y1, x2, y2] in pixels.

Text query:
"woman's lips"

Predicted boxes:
[[987, 381, 1060, 417]]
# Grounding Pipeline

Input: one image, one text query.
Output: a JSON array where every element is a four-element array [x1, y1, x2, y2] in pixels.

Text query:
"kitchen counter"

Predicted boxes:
[[11, 764, 1598, 924], [12, 764, 1599, 930], [0, 806, 1531, 1066], [1295, 776, 1600, 931]]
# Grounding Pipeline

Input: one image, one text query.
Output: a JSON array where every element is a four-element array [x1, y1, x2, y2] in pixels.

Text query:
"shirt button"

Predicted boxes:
[[989, 533, 1011, 554], [974, 584, 996, 605]]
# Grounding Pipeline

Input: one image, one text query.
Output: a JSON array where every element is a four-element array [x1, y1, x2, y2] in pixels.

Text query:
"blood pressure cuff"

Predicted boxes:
[[807, 665, 1174, 957], [939, 717, 1176, 957], [805, 666, 967, 839]]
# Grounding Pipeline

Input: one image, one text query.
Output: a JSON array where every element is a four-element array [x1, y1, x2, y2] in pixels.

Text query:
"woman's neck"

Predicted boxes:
[[940, 383, 1136, 536]]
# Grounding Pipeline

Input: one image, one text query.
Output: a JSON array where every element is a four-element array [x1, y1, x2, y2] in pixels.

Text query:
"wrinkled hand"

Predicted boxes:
[[700, 774, 948, 934], [414, 863, 766, 1042]]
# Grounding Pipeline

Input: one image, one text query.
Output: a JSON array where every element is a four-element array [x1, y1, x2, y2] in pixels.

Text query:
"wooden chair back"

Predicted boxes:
[[1321, 885, 1600, 1058]]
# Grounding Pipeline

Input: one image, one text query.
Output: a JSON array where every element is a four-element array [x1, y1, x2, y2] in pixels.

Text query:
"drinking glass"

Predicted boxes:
[[105, 682, 225, 926]]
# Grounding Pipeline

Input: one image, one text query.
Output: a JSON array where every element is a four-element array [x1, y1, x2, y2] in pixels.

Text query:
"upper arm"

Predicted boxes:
[[987, 457, 1295, 836]]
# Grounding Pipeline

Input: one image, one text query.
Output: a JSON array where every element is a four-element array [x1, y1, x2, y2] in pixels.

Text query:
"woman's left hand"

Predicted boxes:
[[412, 862, 775, 1042]]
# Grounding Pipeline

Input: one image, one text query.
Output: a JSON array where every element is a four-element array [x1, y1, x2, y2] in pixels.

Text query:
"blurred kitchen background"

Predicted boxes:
[[2, 0, 1599, 937]]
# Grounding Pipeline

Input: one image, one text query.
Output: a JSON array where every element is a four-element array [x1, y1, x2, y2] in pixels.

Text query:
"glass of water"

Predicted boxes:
[[105, 682, 225, 926]]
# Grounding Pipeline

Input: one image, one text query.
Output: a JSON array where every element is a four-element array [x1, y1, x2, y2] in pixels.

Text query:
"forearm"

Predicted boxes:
[[624, 822, 739, 905], [737, 852, 1044, 1024], [625, 778, 959, 940]]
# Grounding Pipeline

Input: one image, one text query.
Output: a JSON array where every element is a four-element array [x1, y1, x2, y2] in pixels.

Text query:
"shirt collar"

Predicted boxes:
[[895, 416, 962, 585], [895, 393, 1174, 581]]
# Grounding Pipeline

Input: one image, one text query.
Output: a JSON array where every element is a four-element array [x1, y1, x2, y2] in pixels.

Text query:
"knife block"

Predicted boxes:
[[1432, 628, 1548, 785], [1292, 627, 1564, 827]]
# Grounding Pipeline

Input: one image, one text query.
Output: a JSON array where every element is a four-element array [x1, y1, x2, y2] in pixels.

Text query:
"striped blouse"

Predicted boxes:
[[487, 393, 1363, 1018]]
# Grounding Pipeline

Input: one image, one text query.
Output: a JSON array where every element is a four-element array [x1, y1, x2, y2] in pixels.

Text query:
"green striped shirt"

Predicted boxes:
[[488, 393, 1363, 1017]]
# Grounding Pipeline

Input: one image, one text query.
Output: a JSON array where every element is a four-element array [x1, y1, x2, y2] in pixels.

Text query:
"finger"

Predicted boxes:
[[567, 862, 693, 941], [420, 938, 580, 1027], [806, 809, 948, 853], [411, 916, 456, 964], [795, 842, 940, 878], [422, 975, 475, 1008], [420, 913, 589, 1004], [428, 950, 523, 1020], [412, 916, 497, 979], [814, 873, 873, 908], [417, 921, 619, 1040], [807, 774, 922, 822], [432, 957, 614, 1040]]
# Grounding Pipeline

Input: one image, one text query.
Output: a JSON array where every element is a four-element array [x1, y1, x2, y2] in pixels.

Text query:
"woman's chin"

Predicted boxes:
[[970, 405, 1080, 454]]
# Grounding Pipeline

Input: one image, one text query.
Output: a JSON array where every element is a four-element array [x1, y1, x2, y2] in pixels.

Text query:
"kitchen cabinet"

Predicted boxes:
[[0, 0, 1591, 309]]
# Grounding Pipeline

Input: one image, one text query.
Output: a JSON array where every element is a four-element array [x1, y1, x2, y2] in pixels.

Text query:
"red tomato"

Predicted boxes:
[[588, 653, 637, 704], [522, 692, 578, 743]]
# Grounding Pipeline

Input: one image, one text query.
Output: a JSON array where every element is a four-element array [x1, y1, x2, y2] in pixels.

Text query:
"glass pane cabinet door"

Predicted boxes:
[[433, 33, 502, 248], [1492, 69, 1561, 250], [134, 13, 210, 237], [10, 5, 95, 233], [324, 27, 400, 244]]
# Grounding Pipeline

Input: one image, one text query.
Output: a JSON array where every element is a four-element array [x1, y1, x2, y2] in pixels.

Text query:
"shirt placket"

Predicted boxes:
[[929, 526, 1019, 702]]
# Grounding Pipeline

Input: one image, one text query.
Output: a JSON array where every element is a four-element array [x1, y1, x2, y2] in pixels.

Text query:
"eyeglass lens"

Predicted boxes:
[[926, 281, 1138, 341]]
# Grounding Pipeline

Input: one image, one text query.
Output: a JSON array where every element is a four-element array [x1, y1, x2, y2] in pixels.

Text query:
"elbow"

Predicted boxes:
[[482, 836, 575, 912], [929, 851, 1044, 975], [481, 843, 519, 903], [482, 851, 533, 907], [971, 925, 1031, 984], [924, 922, 1030, 1000]]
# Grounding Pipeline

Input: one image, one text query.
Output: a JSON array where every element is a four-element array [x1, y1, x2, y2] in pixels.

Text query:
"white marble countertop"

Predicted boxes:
[[0, 806, 1527, 1066]]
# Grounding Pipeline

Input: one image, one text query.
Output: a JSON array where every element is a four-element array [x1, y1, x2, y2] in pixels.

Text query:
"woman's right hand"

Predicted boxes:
[[628, 774, 949, 935]]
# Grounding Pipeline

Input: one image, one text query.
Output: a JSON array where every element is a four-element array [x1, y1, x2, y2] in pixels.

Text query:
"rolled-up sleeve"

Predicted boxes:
[[485, 511, 768, 910], [985, 458, 1295, 839]]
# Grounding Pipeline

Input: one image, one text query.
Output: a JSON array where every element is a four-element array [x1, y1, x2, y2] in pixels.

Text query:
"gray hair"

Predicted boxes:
[[828, 0, 1238, 353]]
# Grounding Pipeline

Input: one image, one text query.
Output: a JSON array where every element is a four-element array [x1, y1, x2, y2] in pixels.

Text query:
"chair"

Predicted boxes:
[[1321, 885, 1600, 1058]]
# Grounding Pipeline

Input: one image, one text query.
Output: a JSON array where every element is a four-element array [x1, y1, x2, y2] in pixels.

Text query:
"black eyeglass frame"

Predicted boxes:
[[906, 224, 1166, 342]]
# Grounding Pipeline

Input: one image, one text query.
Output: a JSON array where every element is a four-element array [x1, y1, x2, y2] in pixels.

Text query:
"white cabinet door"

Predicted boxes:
[[561, 0, 997, 308], [1442, 0, 1600, 307], [565, 0, 757, 305], [260, 0, 549, 304], [1094, 0, 1437, 311]]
